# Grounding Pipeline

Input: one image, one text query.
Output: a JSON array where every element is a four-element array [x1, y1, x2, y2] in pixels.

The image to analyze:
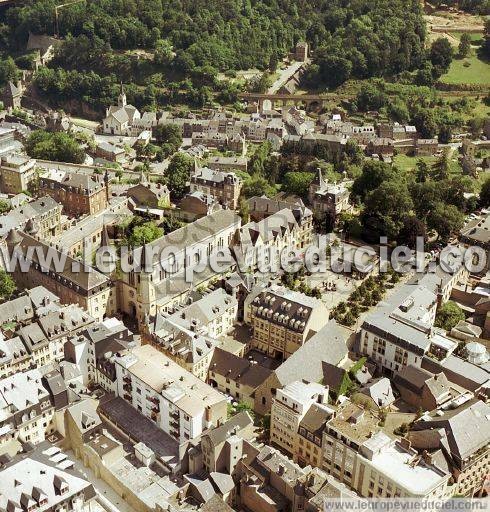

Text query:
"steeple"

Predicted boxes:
[[101, 223, 110, 248], [139, 168, 149, 185], [6, 228, 23, 246], [315, 167, 325, 190], [118, 82, 127, 108]]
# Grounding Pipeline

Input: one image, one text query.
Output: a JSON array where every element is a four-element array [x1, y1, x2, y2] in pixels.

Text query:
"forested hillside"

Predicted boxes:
[[2, 0, 426, 73], [0, 0, 447, 111]]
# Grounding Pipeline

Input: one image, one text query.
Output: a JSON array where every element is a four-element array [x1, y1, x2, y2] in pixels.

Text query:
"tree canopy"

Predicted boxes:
[[25, 130, 85, 163]]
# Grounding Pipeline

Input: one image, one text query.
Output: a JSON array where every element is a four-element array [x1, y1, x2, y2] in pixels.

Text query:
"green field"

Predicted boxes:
[[441, 53, 490, 85], [451, 31, 484, 42], [393, 154, 437, 172]]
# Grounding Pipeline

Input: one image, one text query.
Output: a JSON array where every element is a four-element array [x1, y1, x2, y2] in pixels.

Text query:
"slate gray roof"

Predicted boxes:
[[204, 411, 253, 447], [299, 403, 332, 436], [9, 231, 110, 291], [274, 320, 349, 386], [414, 399, 490, 461], [135, 209, 240, 263], [168, 289, 237, 327], [359, 377, 395, 407], [0, 196, 61, 237], [209, 348, 272, 389]]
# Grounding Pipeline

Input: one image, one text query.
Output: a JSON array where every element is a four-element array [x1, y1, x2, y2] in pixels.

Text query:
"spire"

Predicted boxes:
[[118, 82, 127, 108], [101, 223, 110, 248], [316, 167, 325, 189], [139, 169, 148, 185], [6, 228, 23, 246], [104, 169, 110, 203], [140, 240, 151, 273]]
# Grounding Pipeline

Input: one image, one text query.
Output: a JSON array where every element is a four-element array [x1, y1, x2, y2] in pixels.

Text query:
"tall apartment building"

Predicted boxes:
[[0, 196, 62, 239], [321, 401, 451, 499], [0, 442, 97, 512], [0, 127, 17, 156], [270, 380, 330, 459], [190, 164, 242, 209], [245, 284, 330, 359], [357, 432, 451, 499], [360, 281, 458, 376], [39, 170, 109, 217], [322, 400, 381, 489], [64, 317, 137, 392], [0, 368, 68, 448], [408, 398, 490, 497], [0, 154, 37, 195], [115, 345, 228, 443], [6, 230, 115, 322]]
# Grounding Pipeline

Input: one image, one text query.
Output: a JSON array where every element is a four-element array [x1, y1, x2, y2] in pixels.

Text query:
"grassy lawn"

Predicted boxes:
[[441, 52, 490, 85], [451, 31, 483, 42], [393, 154, 437, 172]]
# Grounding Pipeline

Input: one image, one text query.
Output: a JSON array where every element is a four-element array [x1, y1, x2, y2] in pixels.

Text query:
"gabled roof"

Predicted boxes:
[[274, 320, 349, 386], [204, 411, 253, 447]]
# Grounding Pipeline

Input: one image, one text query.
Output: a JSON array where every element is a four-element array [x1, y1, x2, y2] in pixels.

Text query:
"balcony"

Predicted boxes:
[[151, 411, 158, 421], [123, 393, 131, 401], [170, 410, 179, 420], [123, 375, 131, 383], [151, 404, 160, 413], [170, 419, 179, 430], [123, 383, 132, 393]]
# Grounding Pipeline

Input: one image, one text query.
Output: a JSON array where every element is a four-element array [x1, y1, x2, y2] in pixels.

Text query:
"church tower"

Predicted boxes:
[[137, 243, 156, 329], [118, 83, 127, 108]]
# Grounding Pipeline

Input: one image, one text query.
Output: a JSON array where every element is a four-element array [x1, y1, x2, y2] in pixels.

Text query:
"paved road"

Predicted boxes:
[[268, 61, 305, 94]]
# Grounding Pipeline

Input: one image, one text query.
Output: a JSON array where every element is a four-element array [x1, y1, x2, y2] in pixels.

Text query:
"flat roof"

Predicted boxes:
[[366, 440, 448, 495], [119, 345, 226, 416]]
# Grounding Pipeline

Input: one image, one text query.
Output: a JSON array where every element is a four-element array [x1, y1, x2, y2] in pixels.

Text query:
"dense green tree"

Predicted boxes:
[[315, 53, 352, 88], [458, 33, 472, 58], [415, 159, 430, 183], [480, 176, 490, 206], [435, 301, 465, 331], [242, 176, 276, 198], [282, 172, 314, 198], [431, 148, 451, 181], [438, 125, 452, 144], [361, 180, 414, 240], [0, 57, 20, 86], [247, 73, 272, 94], [430, 38, 453, 77], [154, 39, 174, 66], [428, 202, 464, 241], [412, 108, 438, 138], [351, 160, 394, 202], [25, 130, 85, 163], [165, 153, 192, 199], [152, 124, 182, 157], [128, 221, 163, 247], [0, 270, 15, 300], [399, 215, 427, 248], [0, 200, 10, 214], [356, 83, 388, 112]]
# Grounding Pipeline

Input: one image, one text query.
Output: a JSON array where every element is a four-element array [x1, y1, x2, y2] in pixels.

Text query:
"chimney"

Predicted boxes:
[[422, 450, 433, 465], [400, 437, 411, 451]]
